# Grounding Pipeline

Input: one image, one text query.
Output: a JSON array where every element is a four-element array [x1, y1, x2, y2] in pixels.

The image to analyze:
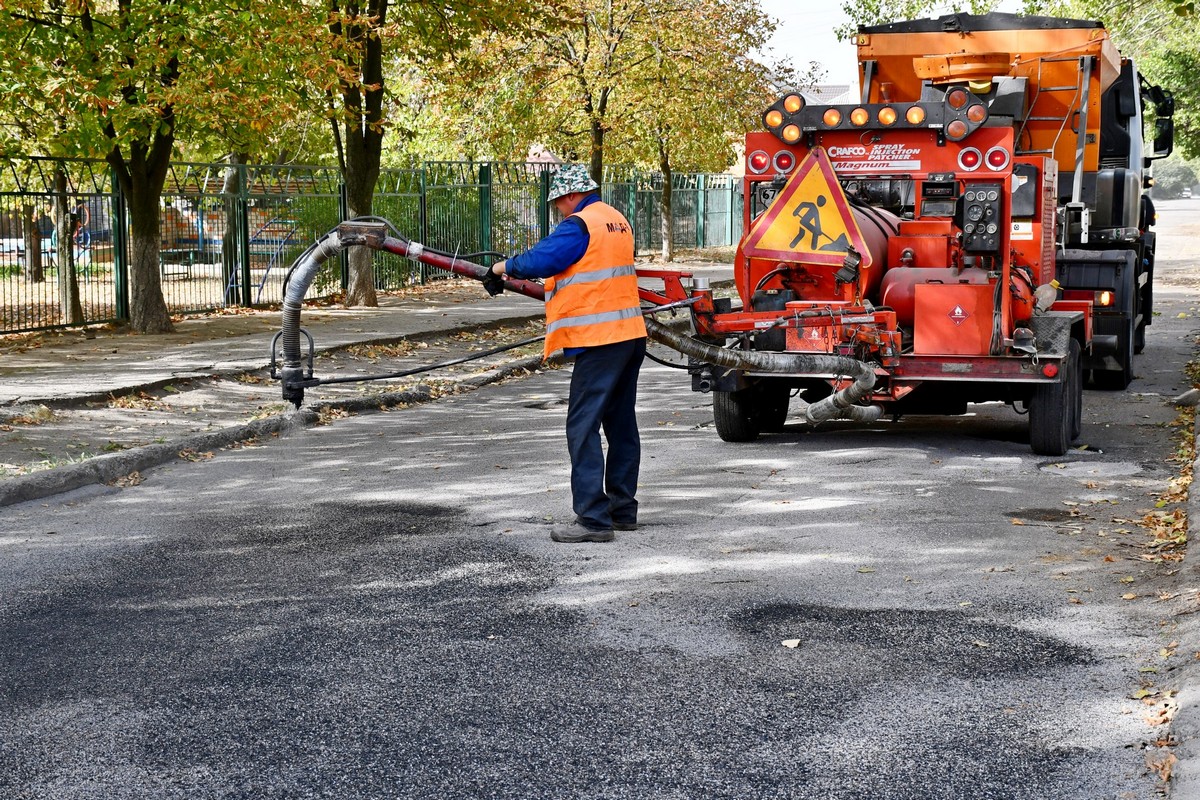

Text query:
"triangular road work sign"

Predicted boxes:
[[742, 147, 871, 268]]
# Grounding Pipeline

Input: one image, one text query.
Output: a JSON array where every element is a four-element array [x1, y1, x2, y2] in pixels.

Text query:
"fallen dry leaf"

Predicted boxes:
[[112, 471, 143, 487], [1146, 751, 1177, 782]]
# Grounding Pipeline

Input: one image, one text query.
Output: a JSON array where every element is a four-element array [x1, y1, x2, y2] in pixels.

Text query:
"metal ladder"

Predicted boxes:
[[1015, 53, 1094, 205]]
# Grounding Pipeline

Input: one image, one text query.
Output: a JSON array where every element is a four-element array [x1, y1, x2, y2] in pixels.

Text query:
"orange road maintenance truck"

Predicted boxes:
[[687, 12, 1176, 455]]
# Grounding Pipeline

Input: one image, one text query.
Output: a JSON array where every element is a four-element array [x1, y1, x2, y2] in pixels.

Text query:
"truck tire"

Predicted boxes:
[[714, 389, 761, 442], [756, 383, 791, 432], [1092, 324, 1133, 390], [1029, 341, 1079, 456]]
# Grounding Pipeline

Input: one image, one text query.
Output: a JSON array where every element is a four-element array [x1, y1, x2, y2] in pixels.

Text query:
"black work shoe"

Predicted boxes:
[[550, 523, 614, 543], [612, 521, 638, 531]]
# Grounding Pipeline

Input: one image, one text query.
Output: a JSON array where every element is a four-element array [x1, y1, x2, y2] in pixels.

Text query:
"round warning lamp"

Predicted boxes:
[[783, 94, 804, 113], [850, 107, 870, 126], [877, 107, 897, 126], [947, 87, 970, 109], [905, 106, 927, 125], [946, 119, 969, 140], [823, 108, 842, 127], [781, 124, 801, 143], [966, 104, 987, 123], [765, 109, 784, 128]]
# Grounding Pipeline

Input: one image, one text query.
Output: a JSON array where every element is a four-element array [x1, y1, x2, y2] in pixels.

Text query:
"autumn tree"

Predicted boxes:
[[625, 0, 816, 260], [0, 0, 329, 333], [327, 0, 554, 307], [448, 0, 674, 183]]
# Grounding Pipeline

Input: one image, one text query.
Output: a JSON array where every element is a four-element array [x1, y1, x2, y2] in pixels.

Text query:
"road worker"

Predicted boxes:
[[490, 164, 647, 543]]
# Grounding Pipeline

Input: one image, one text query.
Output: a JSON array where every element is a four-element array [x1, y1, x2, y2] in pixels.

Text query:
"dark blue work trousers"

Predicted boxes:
[[565, 337, 647, 531]]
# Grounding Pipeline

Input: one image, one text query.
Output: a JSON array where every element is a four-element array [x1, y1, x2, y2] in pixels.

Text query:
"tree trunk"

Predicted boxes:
[[659, 143, 673, 263], [21, 203, 43, 283], [331, 0, 387, 308], [589, 120, 605, 185], [52, 171, 84, 325], [221, 154, 248, 305], [125, 189, 173, 333], [343, 156, 378, 306]]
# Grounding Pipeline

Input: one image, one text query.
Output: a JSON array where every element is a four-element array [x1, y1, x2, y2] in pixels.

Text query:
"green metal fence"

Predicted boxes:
[[0, 157, 742, 334]]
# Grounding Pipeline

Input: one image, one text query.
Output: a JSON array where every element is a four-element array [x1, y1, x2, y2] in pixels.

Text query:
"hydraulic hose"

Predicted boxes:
[[280, 231, 344, 406], [641, 318, 882, 423], [278, 220, 882, 423]]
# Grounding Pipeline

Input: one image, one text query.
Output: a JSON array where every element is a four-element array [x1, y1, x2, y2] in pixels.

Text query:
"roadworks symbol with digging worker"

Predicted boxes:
[[741, 146, 873, 270]]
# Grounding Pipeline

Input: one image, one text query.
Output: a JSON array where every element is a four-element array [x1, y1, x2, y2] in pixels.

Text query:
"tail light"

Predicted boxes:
[[958, 147, 983, 171], [748, 150, 770, 174], [985, 146, 1011, 171], [772, 151, 796, 172], [1062, 289, 1116, 307]]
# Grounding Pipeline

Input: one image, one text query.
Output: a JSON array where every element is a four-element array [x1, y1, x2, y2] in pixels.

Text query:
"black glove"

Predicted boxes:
[[480, 268, 504, 297]]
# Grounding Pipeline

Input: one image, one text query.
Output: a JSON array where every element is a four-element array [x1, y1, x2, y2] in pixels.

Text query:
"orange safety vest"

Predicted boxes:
[[543, 201, 646, 357]]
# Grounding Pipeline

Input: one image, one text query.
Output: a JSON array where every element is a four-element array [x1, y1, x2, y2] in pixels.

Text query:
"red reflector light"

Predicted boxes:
[[985, 147, 1010, 170], [773, 151, 795, 172], [1041, 363, 1059, 378], [748, 150, 770, 174], [958, 147, 982, 170]]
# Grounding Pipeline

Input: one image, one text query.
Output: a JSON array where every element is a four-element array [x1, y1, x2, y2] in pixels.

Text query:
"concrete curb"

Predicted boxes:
[[1169, 412, 1200, 798], [0, 353, 544, 509], [3, 313, 545, 411]]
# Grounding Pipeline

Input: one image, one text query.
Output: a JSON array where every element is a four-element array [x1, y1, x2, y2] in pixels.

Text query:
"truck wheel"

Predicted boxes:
[[1092, 323, 1133, 390], [714, 389, 761, 442], [756, 384, 791, 432], [1029, 343, 1078, 456]]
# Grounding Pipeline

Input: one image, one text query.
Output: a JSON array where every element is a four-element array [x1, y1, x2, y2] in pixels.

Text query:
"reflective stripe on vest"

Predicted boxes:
[[545, 264, 637, 302], [545, 305, 642, 335], [543, 201, 646, 356]]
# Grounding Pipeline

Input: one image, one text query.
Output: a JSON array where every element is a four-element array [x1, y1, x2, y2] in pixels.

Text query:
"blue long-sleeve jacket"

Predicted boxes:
[[504, 194, 599, 280]]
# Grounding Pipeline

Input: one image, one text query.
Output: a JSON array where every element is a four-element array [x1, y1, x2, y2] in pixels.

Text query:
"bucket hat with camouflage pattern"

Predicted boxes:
[[547, 164, 600, 201]]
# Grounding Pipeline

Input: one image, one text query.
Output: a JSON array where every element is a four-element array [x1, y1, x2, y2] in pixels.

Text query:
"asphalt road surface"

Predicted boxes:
[[1, 201, 1197, 799]]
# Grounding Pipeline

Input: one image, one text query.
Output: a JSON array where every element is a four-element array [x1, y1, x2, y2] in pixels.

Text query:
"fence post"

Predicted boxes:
[[109, 169, 130, 322], [538, 169, 550, 240], [730, 178, 738, 247], [238, 164, 252, 306], [419, 166, 429, 283], [696, 174, 707, 249], [479, 163, 492, 257], [338, 181, 350, 292], [631, 170, 641, 252]]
